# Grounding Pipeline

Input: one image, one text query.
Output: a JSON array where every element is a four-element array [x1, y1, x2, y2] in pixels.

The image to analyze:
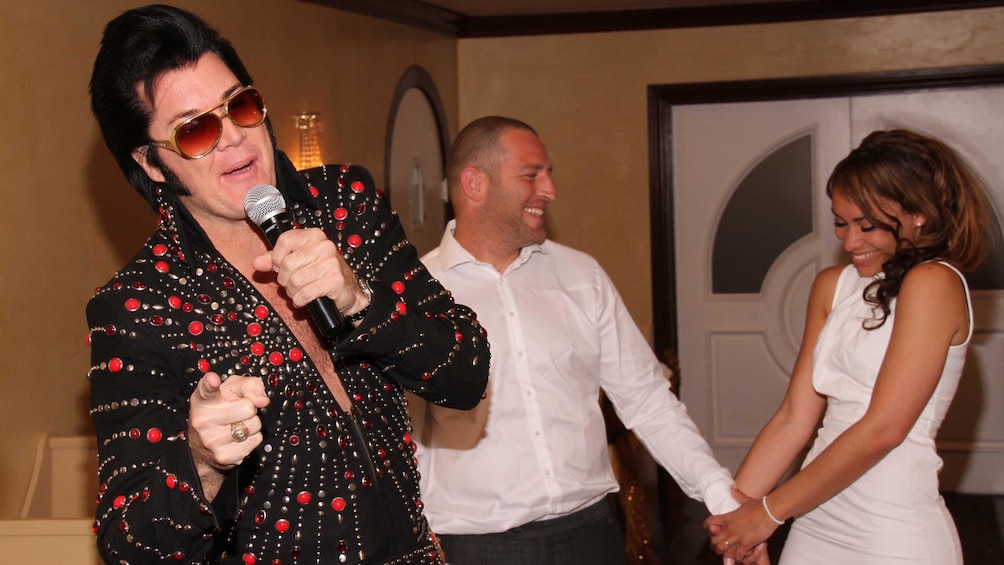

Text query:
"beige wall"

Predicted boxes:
[[2, 0, 1002, 521], [456, 7, 1004, 340], [0, 0, 457, 518]]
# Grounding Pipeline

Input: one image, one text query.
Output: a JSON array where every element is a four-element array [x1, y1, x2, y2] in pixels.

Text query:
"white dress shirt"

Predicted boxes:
[[414, 221, 737, 534]]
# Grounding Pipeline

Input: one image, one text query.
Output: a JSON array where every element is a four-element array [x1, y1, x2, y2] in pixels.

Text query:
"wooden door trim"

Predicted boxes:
[[647, 64, 1004, 361]]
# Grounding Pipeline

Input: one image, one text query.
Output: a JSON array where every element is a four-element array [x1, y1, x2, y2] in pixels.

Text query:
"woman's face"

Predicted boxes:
[[831, 189, 923, 277]]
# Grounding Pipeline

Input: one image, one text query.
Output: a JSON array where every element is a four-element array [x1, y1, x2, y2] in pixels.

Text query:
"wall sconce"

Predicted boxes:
[[294, 112, 323, 170]]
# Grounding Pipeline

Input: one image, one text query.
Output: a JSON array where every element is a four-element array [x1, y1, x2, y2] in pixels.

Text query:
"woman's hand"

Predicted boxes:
[[705, 486, 777, 564]]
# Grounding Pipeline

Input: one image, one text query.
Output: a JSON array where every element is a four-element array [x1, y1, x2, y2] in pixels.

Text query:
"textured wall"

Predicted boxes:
[[2, 0, 1003, 520]]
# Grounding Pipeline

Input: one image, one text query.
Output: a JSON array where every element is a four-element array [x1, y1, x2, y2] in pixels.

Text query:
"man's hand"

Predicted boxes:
[[252, 228, 369, 315], [187, 372, 270, 500]]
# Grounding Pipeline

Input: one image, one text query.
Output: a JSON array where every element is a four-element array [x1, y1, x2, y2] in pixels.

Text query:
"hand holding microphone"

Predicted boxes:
[[244, 185, 368, 339]]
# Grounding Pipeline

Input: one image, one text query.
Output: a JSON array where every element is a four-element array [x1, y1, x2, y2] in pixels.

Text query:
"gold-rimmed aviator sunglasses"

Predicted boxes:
[[149, 86, 267, 160]]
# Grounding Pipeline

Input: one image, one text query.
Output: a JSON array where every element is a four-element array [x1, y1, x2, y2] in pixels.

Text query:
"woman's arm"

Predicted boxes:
[[708, 262, 968, 559], [760, 262, 967, 515]]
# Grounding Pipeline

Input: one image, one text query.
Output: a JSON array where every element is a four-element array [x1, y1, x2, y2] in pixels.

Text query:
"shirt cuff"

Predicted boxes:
[[702, 472, 740, 515]]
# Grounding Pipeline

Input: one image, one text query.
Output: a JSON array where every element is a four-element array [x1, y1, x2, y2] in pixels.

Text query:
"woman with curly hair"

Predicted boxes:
[[705, 129, 997, 564]]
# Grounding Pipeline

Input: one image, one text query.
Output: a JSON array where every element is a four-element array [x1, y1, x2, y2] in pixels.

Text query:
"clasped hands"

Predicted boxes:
[[705, 486, 778, 565]]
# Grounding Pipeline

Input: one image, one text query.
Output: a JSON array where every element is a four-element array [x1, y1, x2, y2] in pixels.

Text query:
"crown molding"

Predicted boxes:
[[299, 0, 465, 35], [302, 0, 1004, 37]]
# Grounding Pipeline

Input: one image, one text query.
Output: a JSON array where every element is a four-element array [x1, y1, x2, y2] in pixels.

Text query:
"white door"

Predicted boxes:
[[673, 87, 1004, 493]]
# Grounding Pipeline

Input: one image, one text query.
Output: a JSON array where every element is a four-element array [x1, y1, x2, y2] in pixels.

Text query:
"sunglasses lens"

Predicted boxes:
[[175, 113, 223, 158], [228, 89, 266, 127]]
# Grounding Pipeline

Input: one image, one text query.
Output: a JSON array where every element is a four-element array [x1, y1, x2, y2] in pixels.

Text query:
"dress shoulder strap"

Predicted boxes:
[[932, 260, 974, 344]]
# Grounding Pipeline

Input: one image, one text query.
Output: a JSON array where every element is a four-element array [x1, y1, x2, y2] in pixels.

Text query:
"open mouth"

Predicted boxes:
[[226, 160, 253, 175]]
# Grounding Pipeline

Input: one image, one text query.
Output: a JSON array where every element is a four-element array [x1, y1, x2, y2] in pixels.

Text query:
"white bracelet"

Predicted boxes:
[[762, 495, 784, 525]]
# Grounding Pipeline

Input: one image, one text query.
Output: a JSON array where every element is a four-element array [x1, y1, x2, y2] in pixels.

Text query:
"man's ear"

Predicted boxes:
[[131, 146, 167, 183], [459, 166, 487, 203]]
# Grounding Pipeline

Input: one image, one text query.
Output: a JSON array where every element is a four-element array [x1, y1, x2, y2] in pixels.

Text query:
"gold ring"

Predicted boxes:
[[231, 421, 250, 442]]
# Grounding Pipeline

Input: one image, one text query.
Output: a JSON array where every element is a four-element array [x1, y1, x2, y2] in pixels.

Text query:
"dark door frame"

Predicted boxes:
[[646, 63, 1004, 563]]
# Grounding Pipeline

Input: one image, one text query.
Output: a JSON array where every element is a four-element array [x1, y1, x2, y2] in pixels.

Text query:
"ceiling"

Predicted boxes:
[[302, 0, 1003, 37], [414, 0, 785, 17]]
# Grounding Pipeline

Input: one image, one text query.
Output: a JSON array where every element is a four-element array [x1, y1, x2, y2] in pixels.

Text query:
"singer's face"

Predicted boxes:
[[133, 53, 276, 229], [482, 129, 556, 253]]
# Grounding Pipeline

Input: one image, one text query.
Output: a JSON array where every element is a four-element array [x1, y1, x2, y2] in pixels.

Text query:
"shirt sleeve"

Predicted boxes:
[[591, 263, 738, 515], [87, 291, 224, 563], [330, 165, 490, 411]]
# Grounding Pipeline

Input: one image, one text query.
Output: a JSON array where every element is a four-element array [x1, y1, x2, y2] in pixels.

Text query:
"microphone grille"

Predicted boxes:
[[244, 184, 286, 225]]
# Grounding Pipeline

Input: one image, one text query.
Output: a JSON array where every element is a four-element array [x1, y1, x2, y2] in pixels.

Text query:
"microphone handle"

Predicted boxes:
[[257, 213, 345, 339]]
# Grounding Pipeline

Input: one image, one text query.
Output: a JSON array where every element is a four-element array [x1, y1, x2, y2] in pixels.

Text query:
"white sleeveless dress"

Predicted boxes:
[[779, 263, 970, 565]]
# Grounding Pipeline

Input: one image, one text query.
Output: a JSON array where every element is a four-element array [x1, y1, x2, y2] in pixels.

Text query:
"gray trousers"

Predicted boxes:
[[438, 496, 626, 565]]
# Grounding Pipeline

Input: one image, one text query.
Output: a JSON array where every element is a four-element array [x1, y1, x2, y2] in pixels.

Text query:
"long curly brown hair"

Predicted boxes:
[[826, 129, 995, 329]]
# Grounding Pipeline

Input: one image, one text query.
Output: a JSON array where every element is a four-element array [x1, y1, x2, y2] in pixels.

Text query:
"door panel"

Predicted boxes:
[[673, 98, 849, 472]]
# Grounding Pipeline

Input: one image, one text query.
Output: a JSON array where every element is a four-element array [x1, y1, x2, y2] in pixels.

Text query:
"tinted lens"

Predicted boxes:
[[174, 113, 223, 158], [228, 89, 266, 127]]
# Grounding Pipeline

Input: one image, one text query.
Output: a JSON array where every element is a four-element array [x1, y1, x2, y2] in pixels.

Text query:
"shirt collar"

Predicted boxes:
[[436, 219, 547, 274]]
